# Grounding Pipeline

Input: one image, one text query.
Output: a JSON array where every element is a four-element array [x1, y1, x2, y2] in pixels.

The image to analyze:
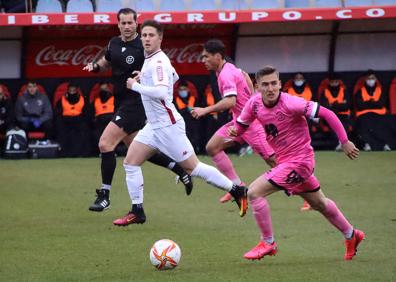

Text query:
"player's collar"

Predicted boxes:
[[262, 92, 282, 108], [145, 49, 162, 59]]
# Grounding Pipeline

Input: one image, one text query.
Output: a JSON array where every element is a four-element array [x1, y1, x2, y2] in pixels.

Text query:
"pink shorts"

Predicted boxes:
[[215, 120, 274, 160], [264, 160, 320, 196]]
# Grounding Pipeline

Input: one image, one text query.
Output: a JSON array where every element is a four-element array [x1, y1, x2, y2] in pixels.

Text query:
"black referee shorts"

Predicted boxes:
[[111, 103, 146, 135]]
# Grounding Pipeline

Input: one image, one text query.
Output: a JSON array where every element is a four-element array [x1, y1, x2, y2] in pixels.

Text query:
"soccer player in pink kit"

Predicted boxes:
[[191, 39, 275, 203], [230, 66, 364, 261]]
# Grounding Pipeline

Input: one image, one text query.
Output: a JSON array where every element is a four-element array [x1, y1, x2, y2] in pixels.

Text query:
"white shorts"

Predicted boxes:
[[134, 120, 194, 162]]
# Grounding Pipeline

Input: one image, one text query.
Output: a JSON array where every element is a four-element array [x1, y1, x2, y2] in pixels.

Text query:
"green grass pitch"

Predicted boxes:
[[1, 152, 395, 281]]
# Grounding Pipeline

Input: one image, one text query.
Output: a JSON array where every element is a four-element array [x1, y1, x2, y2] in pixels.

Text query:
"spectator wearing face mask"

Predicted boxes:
[[319, 74, 353, 151], [55, 83, 92, 157], [284, 72, 313, 101], [173, 79, 201, 153], [91, 83, 115, 154], [354, 70, 392, 151]]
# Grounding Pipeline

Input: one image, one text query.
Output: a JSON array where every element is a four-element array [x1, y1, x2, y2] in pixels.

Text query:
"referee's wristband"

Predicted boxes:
[[92, 62, 100, 73]]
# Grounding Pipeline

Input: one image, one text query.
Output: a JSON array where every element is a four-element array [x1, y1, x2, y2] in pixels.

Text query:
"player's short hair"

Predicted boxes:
[[203, 39, 225, 58], [27, 81, 37, 86], [117, 8, 137, 22], [141, 20, 164, 36], [255, 66, 279, 81]]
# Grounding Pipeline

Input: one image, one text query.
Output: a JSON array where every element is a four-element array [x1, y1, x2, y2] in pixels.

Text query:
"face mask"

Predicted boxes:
[[99, 90, 111, 100], [366, 79, 376, 87], [178, 90, 188, 98], [294, 80, 304, 87]]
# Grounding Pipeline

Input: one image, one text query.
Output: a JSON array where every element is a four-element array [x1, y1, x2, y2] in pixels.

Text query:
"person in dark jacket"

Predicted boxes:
[[15, 81, 53, 138]]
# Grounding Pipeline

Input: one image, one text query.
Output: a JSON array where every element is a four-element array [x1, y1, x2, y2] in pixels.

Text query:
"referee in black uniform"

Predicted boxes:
[[84, 8, 192, 212]]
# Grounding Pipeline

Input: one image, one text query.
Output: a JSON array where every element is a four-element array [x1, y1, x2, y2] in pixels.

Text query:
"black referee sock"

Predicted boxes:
[[101, 151, 116, 185], [148, 152, 185, 177]]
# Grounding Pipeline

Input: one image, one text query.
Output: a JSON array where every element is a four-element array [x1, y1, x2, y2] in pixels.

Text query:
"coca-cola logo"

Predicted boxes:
[[35, 45, 106, 66], [163, 43, 203, 64]]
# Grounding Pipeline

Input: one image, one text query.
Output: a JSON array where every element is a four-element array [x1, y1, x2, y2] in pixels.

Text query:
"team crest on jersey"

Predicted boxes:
[[276, 111, 285, 121], [126, 55, 135, 64]]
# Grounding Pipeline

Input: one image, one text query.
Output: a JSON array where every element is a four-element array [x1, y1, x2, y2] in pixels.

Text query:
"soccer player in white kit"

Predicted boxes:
[[112, 20, 248, 226]]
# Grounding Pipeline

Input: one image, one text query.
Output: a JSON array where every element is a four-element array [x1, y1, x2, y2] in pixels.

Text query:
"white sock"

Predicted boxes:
[[124, 164, 144, 205], [101, 184, 111, 190], [263, 237, 274, 244], [191, 162, 233, 191]]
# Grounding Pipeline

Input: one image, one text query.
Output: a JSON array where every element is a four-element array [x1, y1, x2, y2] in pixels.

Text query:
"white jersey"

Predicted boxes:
[[139, 50, 182, 129]]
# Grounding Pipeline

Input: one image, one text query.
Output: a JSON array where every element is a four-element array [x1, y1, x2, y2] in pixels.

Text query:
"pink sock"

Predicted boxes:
[[212, 151, 241, 185], [251, 197, 274, 243], [321, 199, 353, 238]]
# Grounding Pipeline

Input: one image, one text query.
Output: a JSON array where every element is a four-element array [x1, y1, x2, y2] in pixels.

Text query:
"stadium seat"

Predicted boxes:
[[344, 0, 374, 7], [18, 84, 47, 98], [240, 0, 282, 9], [66, 0, 94, 12], [373, 0, 396, 5], [96, 0, 123, 12], [315, 0, 342, 7], [221, 0, 239, 10], [159, 0, 184, 11], [35, 0, 63, 13], [136, 0, 157, 11], [190, 0, 219, 10], [285, 0, 313, 8]]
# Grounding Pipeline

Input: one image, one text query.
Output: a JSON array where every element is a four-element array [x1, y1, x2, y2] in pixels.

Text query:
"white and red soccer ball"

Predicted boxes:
[[149, 239, 181, 270]]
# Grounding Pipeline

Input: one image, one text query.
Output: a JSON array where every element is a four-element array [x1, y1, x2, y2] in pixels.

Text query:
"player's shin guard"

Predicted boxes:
[[251, 197, 274, 243], [320, 199, 353, 238], [212, 151, 241, 185], [191, 162, 233, 191], [101, 151, 116, 186], [124, 164, 144, 205]]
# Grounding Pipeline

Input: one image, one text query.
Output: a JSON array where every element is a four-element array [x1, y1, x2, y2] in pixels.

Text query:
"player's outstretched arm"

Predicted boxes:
[[83, 57, 110, 73]]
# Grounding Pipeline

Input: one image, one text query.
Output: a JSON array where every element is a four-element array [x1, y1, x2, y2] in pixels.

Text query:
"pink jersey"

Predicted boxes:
[[217, 62, 251, 119], [237, 92, 319, 164]]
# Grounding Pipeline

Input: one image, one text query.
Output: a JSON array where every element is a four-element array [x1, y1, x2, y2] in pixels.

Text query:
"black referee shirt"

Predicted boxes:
[[105, 35, 145, 107]]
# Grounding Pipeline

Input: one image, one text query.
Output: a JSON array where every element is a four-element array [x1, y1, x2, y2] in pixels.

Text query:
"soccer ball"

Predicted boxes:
[[149, 239, 181, 270]]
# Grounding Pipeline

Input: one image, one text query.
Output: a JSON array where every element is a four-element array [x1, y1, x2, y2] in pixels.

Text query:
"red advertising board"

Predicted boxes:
[[25, 39, 109, 78], [25, 37, 232, 78], [1, 7, 396, 26]]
